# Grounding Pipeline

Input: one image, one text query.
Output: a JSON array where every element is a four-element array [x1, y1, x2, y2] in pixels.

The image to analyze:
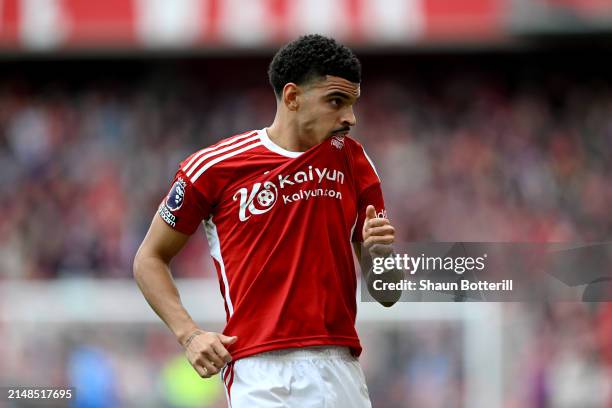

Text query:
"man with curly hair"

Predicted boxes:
[[134, 34, 401, 407]]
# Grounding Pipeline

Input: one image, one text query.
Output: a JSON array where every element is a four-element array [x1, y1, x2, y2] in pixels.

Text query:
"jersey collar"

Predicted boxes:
[[259, 128, 304, 158]]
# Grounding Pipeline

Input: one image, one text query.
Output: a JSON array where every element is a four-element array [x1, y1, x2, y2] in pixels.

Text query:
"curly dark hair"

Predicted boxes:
[[268, 34, 361, 98]]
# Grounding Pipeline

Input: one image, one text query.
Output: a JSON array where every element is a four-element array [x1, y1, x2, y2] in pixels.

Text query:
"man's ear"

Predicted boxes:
[[282, 83, 299, 111]]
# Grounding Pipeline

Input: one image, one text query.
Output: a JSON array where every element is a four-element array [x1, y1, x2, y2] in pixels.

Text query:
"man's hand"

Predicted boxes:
[[358, 205, 402, 307], [363, 205, 395, 257], [183, 330, 237, 378]]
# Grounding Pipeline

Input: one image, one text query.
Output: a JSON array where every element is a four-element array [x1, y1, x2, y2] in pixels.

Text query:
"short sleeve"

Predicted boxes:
[[351, 144, 387, 242], [352, 184, 386, 242], [158, 168, 212, 235]]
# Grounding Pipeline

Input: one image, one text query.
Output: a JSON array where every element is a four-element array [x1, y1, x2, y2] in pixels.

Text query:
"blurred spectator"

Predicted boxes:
[[68, 345, 119, 408], [0, 57, 611, 280]]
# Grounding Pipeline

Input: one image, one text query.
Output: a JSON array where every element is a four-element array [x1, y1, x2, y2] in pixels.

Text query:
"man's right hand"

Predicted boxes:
[[182, 330, 238, 378]]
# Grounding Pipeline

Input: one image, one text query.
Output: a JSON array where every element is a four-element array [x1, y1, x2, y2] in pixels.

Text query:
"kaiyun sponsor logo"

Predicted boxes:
[[233, 166, 344, 221]]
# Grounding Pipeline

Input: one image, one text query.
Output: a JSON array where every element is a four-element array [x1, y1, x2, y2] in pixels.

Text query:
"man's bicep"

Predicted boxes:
[[141, 165, 212, 263], [138, 213, 192, 263]]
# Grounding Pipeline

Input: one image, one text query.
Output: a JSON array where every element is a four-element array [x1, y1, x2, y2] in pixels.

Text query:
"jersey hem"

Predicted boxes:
[[229, 336, 362, 361]]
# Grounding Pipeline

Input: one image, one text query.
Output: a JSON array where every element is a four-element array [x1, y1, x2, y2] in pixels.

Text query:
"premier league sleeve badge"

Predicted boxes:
[[165, 178, 187, 212]]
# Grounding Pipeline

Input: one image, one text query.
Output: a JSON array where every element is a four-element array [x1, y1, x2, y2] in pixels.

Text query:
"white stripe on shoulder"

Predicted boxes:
[[361, 145, 380, 181], [183, 131, 257, 174], [186, 134, 260, 177], [190, 141, 262, 183]]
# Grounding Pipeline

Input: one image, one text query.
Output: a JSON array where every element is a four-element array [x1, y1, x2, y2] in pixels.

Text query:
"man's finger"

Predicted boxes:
[[365, 236, 395, 247], [365, 205, 377, 220], [191, 356, 217, 378], [204, 348, 226, 369], [219, 335, 238, 345], [193, 363, 210, 378], [211, 341, 233, 363], [199, 359, 219, 376], [365, 218, 391, 229], [365, 226, 395, 237]]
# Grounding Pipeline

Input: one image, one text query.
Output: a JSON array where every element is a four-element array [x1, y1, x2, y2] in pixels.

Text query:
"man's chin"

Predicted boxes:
[[331, 131, 349, 138]]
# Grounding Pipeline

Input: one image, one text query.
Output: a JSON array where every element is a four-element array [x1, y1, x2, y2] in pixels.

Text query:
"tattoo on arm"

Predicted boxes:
[[183, 330, 204, 348]]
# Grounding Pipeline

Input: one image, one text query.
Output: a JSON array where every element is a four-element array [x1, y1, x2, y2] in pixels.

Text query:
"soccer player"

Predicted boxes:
[[134, 34, 402, 407]]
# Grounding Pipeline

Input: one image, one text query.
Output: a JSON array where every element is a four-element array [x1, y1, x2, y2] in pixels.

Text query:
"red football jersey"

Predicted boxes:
[[159, 128, 385, 360]]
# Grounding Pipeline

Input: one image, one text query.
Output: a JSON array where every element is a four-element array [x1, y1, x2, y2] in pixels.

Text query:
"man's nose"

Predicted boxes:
[[342, 107, 356, 127]]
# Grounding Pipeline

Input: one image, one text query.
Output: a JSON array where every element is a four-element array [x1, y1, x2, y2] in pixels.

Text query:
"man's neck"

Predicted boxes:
[[266, 120, 318, 153]]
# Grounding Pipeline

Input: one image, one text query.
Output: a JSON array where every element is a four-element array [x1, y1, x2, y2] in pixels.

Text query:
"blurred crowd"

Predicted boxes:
[[0, 55, 611, 407], [360, 71, 612, 244], [1, 57, 611, 279]]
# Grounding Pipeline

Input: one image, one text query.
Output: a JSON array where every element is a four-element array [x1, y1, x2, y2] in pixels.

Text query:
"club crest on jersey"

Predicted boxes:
[[166, 178, 187, 212], [233, 181, 278, 221], [331, 135, 345, 150]]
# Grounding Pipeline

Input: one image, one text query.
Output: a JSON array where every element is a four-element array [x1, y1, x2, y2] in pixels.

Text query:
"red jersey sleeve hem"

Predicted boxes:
[[157, 202, 200, 235]]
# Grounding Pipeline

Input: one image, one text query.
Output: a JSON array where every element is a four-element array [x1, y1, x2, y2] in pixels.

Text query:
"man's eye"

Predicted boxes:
[[330, 99, 341, 106]]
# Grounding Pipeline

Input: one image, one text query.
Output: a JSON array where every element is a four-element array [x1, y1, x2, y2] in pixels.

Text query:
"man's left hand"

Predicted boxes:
[[362, 205, 395, 258]]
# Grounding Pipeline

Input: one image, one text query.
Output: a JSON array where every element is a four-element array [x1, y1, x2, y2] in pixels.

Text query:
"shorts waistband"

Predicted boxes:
[[247, 346, 353, 361]]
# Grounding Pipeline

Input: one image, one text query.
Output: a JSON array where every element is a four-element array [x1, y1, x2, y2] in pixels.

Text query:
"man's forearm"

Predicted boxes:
[[361, 252, 404, 306], [133, 254, 199, 345]]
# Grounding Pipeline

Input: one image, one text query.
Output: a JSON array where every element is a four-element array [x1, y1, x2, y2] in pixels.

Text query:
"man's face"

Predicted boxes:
[[295, 75, 360, 143]]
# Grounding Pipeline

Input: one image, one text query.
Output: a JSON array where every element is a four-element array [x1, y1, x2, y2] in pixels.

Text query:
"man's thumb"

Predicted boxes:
[[365, 205, 377, 220], [219, 334, 238, 345]]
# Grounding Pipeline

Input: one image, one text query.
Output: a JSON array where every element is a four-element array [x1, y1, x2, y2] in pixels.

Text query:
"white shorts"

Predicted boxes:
[[221, 346, 372, 408]]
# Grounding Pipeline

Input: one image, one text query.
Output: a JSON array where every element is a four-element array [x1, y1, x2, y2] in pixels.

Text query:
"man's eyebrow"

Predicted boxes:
[[324, 91, 357, 99]]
